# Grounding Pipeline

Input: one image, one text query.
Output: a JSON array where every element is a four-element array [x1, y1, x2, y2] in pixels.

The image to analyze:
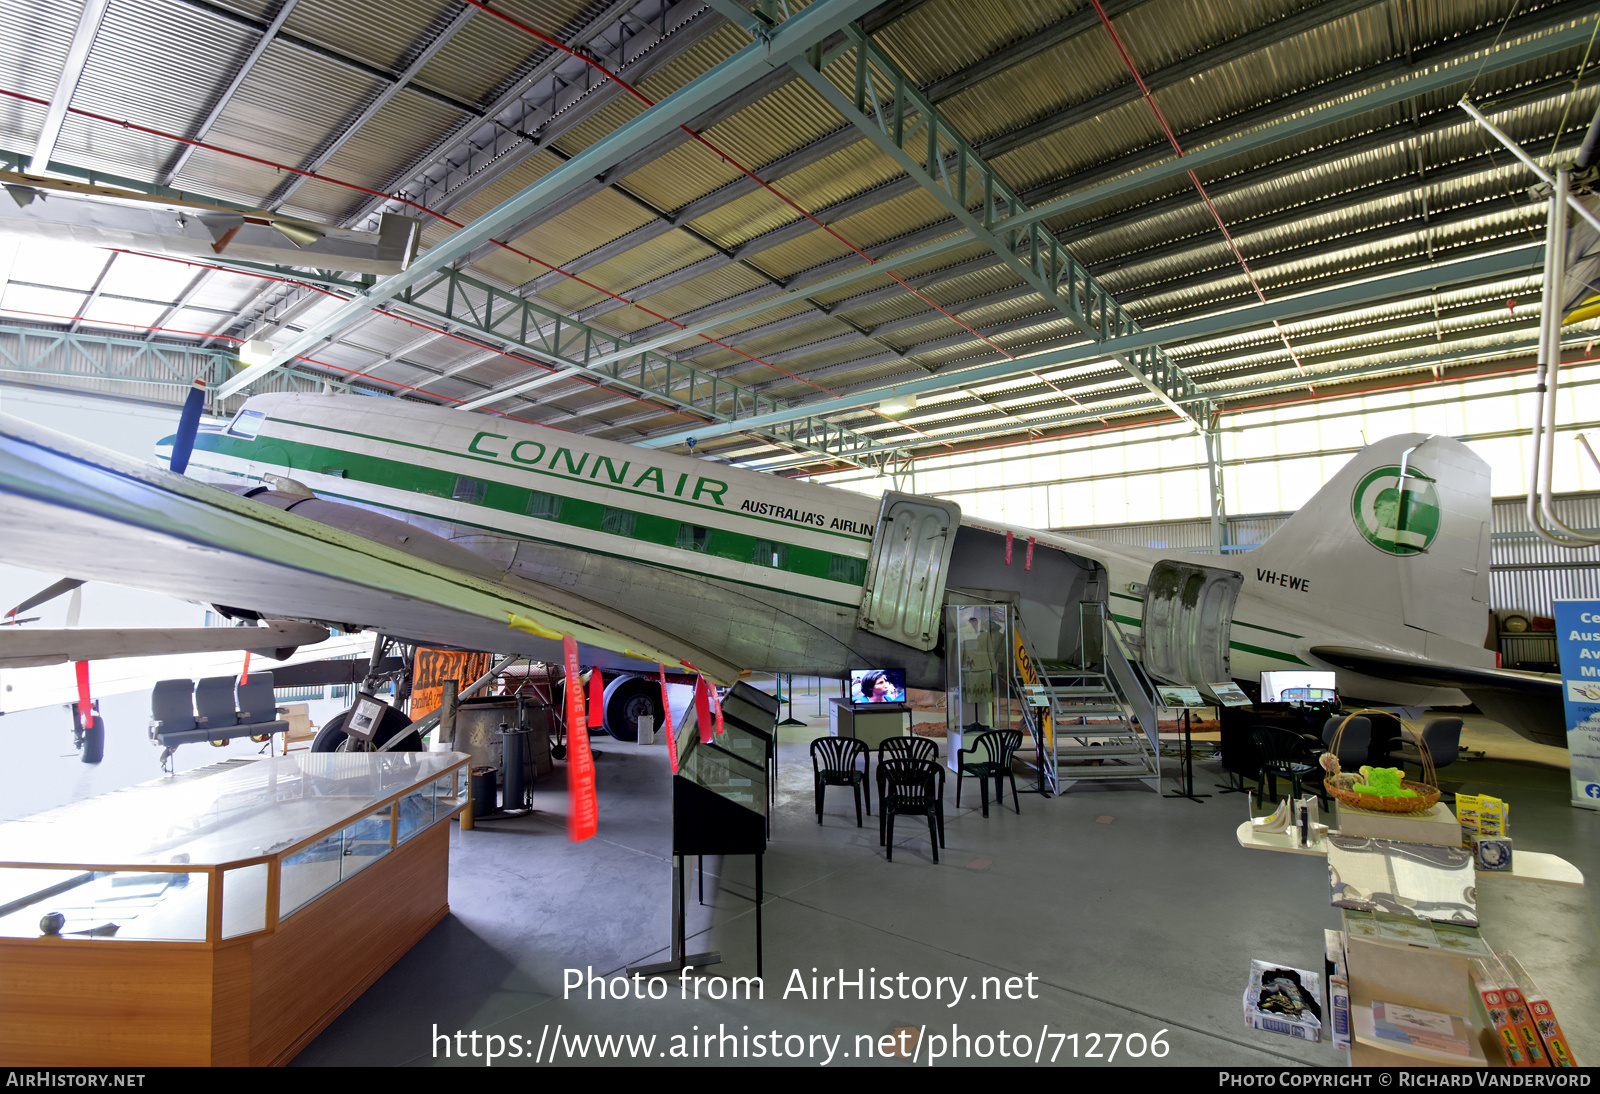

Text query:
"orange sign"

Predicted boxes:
[[410, 649, 493, 721]]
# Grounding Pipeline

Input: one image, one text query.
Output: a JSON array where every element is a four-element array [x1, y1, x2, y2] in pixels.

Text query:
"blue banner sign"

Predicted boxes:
[[1554, 600, 1600, 810]]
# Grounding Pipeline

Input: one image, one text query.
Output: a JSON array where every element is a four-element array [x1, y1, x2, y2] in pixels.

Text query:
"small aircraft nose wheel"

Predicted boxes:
[[551, 742, 567, 760]]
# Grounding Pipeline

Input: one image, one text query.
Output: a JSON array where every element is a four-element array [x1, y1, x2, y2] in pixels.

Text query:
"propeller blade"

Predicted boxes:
[[6, 576, 84, 620]]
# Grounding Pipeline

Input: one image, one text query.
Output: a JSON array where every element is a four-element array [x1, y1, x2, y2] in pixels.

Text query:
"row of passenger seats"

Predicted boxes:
[[150, 672, 288, 749]]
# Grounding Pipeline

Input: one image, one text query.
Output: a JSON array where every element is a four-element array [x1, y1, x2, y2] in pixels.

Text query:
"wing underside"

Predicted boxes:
[[0, 414, 741, 684], [1312, 644, 1567, 747], [0, 620, 330, 669]]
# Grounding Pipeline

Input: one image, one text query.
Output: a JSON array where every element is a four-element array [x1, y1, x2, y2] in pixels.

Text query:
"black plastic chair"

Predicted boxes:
[[810, 736, 870, 826], [956, 729, 1022, 817], [877, 757, 945, 862], [1251, 725, 1325, 806], [878, 734, 936, 769]]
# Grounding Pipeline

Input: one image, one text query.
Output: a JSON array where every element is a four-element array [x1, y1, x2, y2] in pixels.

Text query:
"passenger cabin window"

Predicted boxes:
[[226, 409, 265, 439], [601, 508, 636, 537], [527, 491, 562, 519], [676, 524, 711, 553], [452, 476, 487, 504], [829, 555, 866, 584], [752, 540, 786, 568]]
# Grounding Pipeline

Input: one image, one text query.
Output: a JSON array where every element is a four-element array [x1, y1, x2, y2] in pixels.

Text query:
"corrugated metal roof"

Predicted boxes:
[[6, 0, 1600, 466]]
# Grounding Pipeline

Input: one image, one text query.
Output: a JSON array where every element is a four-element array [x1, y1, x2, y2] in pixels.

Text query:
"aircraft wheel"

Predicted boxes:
[[603, 676, 663, 743], [79, 715, 104, 765], [311, 704, 421, 753]]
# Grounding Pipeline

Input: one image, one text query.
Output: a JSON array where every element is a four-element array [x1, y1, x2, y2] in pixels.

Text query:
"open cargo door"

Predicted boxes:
[[1139, 559, 1242, 687], [855, 492, 961, 651]]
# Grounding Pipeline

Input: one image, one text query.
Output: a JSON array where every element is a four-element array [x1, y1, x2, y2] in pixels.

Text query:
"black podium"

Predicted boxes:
[[632, 682, 773, 979]]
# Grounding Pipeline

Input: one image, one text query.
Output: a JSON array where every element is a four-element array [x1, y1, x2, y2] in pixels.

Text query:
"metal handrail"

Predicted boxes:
[[1100, 615, 1162, 753]]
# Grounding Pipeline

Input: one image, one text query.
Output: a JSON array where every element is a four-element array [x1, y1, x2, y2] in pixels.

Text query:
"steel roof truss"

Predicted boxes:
[[790, 26, 1204, 430], [386, 268, 905, 470]]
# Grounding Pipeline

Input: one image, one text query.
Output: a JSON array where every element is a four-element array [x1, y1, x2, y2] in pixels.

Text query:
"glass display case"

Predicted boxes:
[[0, 751, 470, 1066], [676, 719, 769, 817]]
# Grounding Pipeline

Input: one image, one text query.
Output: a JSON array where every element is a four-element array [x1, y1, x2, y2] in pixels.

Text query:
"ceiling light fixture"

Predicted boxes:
[[238, 340, 276, 366], [879, 393, 917, 415]]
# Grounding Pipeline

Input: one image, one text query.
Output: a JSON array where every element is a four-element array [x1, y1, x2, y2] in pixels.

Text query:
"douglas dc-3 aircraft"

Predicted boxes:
[[0, 391, 1566, 753]]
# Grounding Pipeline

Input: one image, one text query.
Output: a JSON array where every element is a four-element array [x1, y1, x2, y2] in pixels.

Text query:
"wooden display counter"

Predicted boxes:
[[0, 751, 469, 1066]]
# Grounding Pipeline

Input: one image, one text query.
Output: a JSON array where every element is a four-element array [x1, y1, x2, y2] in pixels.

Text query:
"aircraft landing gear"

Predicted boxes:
[[75, 713, 104, 765], [310, 703, 421, 753]]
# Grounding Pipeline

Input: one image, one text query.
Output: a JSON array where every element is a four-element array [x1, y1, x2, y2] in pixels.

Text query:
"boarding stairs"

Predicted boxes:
[[1011, 607, 1162, 794]]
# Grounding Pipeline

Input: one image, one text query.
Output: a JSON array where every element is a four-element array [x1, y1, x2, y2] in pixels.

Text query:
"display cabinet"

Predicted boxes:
[[0, 751, 470, 1066], [631, 693, 771, 979]]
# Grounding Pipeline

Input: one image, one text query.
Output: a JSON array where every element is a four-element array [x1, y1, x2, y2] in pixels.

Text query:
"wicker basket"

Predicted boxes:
[[1323, 710, 1441, 814]]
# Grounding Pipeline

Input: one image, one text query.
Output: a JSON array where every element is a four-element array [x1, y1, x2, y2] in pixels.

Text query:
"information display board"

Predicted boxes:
[[1553, 600, 1600, 810]]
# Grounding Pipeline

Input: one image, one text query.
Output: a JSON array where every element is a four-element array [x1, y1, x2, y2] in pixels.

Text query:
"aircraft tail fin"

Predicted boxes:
[[1245, 433, 1493, 643]]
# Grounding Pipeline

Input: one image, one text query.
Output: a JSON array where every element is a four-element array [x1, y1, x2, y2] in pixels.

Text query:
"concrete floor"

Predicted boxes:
[[288, 713, 1599, 1068], [3, 701, 1596, 1067]]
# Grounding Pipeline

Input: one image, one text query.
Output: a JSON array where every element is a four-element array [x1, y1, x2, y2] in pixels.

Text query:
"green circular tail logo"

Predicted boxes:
[[1351, 465, 1441, 555]]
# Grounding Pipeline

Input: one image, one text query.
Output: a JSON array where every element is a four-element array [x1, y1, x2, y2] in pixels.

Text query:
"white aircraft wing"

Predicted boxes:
[[0, 620, 330, 669], [0, 413, 741, 684], [1312, 645, 1565, 748]]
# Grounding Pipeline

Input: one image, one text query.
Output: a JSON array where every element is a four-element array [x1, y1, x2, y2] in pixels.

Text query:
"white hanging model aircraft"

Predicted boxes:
[[0, 392, 1566, 751]]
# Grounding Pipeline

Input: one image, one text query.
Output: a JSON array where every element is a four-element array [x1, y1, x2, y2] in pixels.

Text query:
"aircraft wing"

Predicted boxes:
[[0, 620, 330, 669], [0, 413, 741, 684], [1311, 645, 1567, 747]]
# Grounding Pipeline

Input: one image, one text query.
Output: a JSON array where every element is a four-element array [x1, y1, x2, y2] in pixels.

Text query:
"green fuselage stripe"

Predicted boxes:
[[192, 430, 867, 595], [266, 416, 873, 541]]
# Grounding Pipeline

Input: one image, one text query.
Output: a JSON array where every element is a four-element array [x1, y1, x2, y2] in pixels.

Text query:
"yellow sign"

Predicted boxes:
[[1012, 629, 1052, 748]]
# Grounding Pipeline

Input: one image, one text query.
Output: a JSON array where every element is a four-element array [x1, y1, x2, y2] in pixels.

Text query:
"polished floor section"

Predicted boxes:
[[4, 699, 1595, 1067], [284, 715, 1600, 1069]]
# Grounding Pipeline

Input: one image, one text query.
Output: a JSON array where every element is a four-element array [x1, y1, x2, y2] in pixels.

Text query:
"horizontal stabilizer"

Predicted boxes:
[[0, 620, 330, 669], [1312, 645, 1566, 747]]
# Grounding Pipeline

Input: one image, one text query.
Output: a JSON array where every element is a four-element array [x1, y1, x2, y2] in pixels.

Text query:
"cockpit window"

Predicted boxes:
[[226, 409, 265, 439]]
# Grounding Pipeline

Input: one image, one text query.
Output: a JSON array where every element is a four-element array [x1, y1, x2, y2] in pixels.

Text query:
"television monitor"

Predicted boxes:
[[1259, 670, 1338, 705], [849, 668, 907, 704]]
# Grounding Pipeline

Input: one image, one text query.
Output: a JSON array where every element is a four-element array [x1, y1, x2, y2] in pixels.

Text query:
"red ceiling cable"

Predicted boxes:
[[1, 7, 1036, 446], [15, 253, 831, 456], [0, 86, 844, 401], [1087, 0, 1313, 391]]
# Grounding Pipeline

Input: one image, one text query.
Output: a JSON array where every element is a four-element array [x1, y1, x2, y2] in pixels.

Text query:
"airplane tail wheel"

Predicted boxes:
[[311, 704, 419, 753], [79, 716, 104, 765]]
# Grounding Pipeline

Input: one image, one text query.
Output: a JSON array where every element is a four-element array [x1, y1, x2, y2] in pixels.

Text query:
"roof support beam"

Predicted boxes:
[[216, 0, 886, 398], [1007, 19, 1600, 231], [637, 244, 1544, 450], [790, 24, 1205, 427], [388, 268, 902, 469], [569, 3, 1595, 346], [28, 0, 111, 174], [159, 0, 301, 184], [263, 3, 479, 210], [0, 322, 355, 400]]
